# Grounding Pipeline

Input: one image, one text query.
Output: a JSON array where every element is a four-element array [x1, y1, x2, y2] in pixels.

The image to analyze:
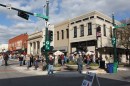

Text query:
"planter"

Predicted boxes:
[[54, 67, 61, 71], [66, 65, 78, 70], [66, 65, 86, 70], [89, 66, 99, 70]]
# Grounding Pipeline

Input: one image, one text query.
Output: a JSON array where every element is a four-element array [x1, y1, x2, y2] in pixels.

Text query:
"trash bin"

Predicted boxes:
[[107, 63, 114, 73], [113, 62, 118, 73]]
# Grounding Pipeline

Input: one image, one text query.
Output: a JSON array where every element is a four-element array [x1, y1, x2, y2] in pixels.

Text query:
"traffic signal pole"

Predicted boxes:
[[112, 14, 118, 73], [0, 3, 48, 20], [44, 0, 50, 67], [0, 2, 50, 67]]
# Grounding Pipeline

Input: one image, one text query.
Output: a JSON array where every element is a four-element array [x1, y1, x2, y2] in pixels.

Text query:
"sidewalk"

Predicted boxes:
[[10, 65, 107, 76], [9, 60, 130, 76]]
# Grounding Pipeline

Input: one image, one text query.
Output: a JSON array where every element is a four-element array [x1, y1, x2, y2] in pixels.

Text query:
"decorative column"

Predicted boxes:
[[35, 41, 38, 55]]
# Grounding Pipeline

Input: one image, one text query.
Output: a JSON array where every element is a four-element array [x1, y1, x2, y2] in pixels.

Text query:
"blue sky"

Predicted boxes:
[[0, 0, 130, 44]]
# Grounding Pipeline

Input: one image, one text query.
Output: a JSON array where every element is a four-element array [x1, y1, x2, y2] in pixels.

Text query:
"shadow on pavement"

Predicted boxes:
[[0, 74, 130, 86]]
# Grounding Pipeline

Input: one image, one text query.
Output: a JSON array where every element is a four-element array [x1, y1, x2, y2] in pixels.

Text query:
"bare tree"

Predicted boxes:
[[116, 18, 130, 64]]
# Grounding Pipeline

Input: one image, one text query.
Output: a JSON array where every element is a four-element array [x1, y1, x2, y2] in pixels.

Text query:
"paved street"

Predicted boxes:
[[0, 60, 129, 86]]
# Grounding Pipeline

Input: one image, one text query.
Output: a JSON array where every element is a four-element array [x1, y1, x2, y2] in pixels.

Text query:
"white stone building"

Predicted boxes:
[[27, 25, 54, 55], [0, 44, 8, 52]]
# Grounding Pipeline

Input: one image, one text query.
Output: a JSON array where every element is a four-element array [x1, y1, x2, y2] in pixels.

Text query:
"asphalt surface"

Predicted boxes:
[[0, 60, 130, 86]]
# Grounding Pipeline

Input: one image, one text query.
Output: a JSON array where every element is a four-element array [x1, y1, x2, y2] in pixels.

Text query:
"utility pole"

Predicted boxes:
[[112, 14, 118, 73]]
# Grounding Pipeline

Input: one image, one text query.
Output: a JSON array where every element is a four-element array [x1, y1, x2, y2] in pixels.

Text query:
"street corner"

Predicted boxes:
[[82, 69, 107, 74], [10, 65, 48, 75], [118, 67, 129, 71]]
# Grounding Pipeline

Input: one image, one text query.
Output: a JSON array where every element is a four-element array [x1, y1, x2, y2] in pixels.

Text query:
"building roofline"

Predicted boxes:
[[70, 10, 120, 24], [9, 33, 28, 41], [29, 31, 42, 36], [54, 20, 69, 27]]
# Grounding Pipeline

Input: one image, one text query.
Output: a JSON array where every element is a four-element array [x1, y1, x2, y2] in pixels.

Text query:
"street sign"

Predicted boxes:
[[114, 24, 127, 28], [34, 13, 48, 20]]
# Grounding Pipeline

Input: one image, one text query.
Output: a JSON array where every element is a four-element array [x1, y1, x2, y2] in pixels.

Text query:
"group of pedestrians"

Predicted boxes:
[[0, 51, 99, 75], [16, 54, 42, 70]]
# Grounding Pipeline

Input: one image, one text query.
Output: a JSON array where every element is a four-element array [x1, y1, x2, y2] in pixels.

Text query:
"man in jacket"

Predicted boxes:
[[48, 55, 54, 75], [77, 54, 83, 74]]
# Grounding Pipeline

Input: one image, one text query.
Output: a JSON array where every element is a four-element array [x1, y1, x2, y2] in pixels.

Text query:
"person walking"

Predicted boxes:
[[61, 54, 64, 66], [30, 54, 34, 67], [26, 54, 30, 69], [34, 55, 38, 70], [3, 53, 9, 66], [48, 55, 54, 75], [22, 54, 26, 65], [0, 54, 3, 66], [77, 54, 83, 74], [18, 54, 23, 66]]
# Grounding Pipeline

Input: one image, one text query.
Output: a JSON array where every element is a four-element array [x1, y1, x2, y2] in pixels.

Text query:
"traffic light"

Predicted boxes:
[[48, 30, 53, 41], [18, 11, 29, 20]]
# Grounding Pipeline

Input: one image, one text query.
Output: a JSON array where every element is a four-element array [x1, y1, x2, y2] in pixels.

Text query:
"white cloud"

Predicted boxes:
[[0, 0, 130, 44]]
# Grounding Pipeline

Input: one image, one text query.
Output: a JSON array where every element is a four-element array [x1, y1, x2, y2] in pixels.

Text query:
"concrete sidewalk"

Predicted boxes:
[[10, 64, 107, 76], [9, 59, 130, 76]]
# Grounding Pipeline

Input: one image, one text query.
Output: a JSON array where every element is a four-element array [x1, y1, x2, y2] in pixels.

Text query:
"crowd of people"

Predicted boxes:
[[0, 51, 99, 75]]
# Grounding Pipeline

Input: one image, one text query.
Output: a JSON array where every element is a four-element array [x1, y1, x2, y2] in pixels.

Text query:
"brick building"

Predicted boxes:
[[8, 33, 28, 54]]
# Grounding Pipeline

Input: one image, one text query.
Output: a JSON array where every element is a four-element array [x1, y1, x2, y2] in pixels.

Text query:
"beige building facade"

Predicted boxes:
[[54, 11, 127, 63], [69, 11, 122, 63], [54, 20, 69, 54]]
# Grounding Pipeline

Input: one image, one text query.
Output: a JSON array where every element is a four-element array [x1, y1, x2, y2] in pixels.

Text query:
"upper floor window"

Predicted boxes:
[[75, 20, 81, 23], [71, 22, 74, 25], [109, 27, 112, 38], [88, 23, 92, 35], [57, 31, 59, 40], [90, 16, 94, 19], [97, 16, 104, 21], [80, 25, 84, 37], [105, 20, 111, 24], [66, 29, 69, 38], [103, 24, 106, 36], [61, 30, 64, 39], [74, 26, 77, 38], [83, 17, 89, 21]]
